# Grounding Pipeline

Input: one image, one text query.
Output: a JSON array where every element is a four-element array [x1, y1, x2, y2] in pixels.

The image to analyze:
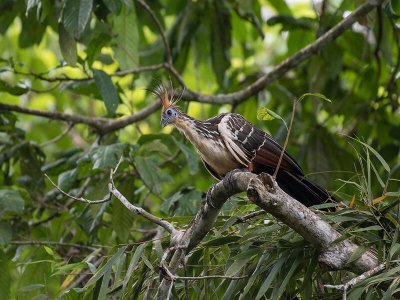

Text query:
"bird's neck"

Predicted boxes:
[[173, 113, 218, 147]]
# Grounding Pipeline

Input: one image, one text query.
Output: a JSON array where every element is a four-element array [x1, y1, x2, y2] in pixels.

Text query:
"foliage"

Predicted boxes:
[[0, 0, 399, 299]]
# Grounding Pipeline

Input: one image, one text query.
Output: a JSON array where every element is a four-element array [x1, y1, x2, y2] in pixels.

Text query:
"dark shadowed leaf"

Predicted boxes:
[[59, 23, 77, 66], [0, 222, 12, 244], [210, 1, 231, 86], [204, 235, 241, 246], [93, 69, 121, 115], [172, 137, 199, 175], [0, 80, 28, 96], [134, 156, 161, 194]]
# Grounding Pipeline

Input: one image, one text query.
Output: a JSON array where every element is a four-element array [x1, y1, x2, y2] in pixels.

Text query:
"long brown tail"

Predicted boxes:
[[257, 166, 337, 207]]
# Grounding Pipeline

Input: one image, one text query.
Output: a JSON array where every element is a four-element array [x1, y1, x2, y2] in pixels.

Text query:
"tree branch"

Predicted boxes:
[[0, 101, 161, 134], [180, 0, 383, 104], [155, 171, 380, 299], [108, 159, 180, 236], [45, 174, 111, 204]]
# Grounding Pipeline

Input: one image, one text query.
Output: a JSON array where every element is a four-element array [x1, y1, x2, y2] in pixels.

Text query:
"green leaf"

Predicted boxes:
[[210, 1, 231, 86], [297, 92, 332, 103], [356, 139, 390, 173], [113, 3, 139, 69], [52, 262, 89, 276], [161, 187, 202, 215], [85, 247, 126, 287], [0, 189, 24, 215], [256, 253, 287, 299], [98, 267, 112, 300], [58, 22, 77, 66], [172, 137, 199, 175], [0, 254, 10, 300], [102, 0, 122, 14], [347, 246, 367, 264], [267, 15, 314, 31], [112, 179, 134, 240], [57, 169, 78, 191], [257, 107, 288, 129], [87, 33, 111, 66], [63, 0, 93, 39], [0, 80, 28, 96], [89, 143, 127, 170], [62, 80, 101, 99], [268, 0, 292, 14], [123, 243, 146, 290], [225, 259, 249, 277], [383, 0, 400, 19], [134, 156, 161, 194], [0, 221, 12, 244], [93, 69, 120, 115], [204, 235, 241, 246], [274, 258, 302, 299]]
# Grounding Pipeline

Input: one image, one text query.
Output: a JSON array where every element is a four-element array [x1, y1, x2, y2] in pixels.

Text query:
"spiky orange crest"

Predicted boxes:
[[150, 81, 183, 113]]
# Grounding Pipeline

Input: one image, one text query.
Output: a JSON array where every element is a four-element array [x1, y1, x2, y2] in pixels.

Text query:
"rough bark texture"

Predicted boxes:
[[155, 172, 379, 299]]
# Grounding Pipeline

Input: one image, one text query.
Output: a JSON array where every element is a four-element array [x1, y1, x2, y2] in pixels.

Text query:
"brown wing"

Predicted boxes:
[[218, 113, 303, 175]]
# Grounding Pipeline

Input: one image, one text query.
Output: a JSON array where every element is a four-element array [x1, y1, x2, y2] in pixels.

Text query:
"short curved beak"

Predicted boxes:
[[161, 117, 168, 128]]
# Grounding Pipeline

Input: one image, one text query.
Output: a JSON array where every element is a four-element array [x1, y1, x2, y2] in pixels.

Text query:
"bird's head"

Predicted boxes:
[[151, 82, 183, 128], [161, 106, 180, 128]]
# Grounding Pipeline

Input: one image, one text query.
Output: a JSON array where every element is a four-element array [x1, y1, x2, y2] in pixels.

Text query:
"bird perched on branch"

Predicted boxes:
[[154, 84, 337, 207]]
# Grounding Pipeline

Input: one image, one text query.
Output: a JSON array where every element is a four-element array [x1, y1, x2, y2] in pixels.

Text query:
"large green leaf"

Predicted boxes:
[[0, 189, 24, 216], [113, 3, 139, 69], [89, 143, 127, 170], [85, 247, 126, 287], [63, 0, 93, 39], [161, 187, 202, 215], [58, 23, 77, 66], [210, 0, 231, 87], [134, 156, 161, 194], [172, 137, 199, 175], [93, 69, 121, 115]]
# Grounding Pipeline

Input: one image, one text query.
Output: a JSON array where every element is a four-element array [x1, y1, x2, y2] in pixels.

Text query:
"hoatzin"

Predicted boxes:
[[155, 86, 337, 207]]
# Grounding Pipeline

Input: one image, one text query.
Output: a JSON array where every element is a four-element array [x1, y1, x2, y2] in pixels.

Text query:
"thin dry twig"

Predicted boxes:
[[324, 263, 386, 300], [45, 174, 111, 204], [273, 99, 296, 178], [108, 157, 180, 236], [39, 123, 74, 147], [234, 210, 266, 224], [136, 0, 172, 65]]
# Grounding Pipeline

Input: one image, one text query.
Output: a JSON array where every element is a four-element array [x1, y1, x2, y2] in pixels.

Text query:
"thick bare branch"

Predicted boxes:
[[156, 171, 380, 299], [247, 173, 379, 273], [0, 101, 161, 134]]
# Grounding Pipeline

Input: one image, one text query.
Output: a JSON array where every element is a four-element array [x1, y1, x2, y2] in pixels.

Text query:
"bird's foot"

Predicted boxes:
[[206, 183, 218, 209]]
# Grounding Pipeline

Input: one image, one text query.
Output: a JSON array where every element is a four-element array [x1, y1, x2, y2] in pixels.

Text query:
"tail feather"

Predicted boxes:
[[255, 166, 337, 207]]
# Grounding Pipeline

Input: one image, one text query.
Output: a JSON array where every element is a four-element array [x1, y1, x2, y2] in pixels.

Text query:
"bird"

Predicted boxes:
[[153, 84, 337, 208]]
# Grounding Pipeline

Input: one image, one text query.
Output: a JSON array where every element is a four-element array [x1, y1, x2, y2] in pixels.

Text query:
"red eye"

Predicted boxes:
[[166, 109, 172, 116]]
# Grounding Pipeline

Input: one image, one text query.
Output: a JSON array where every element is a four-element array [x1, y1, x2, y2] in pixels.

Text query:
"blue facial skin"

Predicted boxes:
[[161, 107, 177, 128]]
